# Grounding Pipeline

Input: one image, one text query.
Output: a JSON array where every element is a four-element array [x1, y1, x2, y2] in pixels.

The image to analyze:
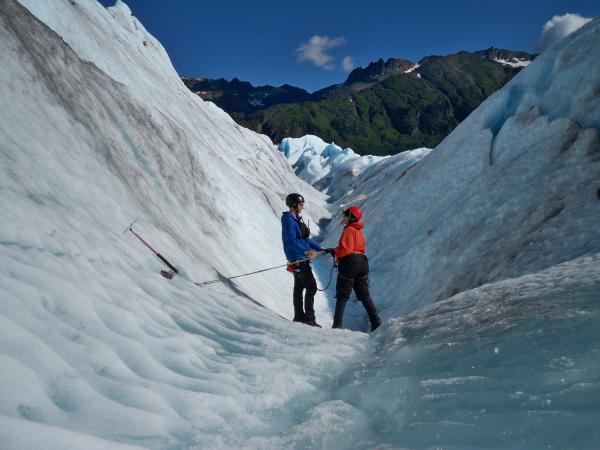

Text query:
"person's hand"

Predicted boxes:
[[306, 251, 318, 259], [328, 248, 336, 257]]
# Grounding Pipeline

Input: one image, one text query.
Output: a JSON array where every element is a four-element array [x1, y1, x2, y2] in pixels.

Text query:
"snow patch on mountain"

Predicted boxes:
[[492, 57, 531, 67]]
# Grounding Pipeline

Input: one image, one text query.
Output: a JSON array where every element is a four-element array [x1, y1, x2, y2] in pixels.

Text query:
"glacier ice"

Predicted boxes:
[[1, 1, 599, 449], [332, 17, 600, 317], [329, 254, 600, 449], [278, 135, 418, 200]]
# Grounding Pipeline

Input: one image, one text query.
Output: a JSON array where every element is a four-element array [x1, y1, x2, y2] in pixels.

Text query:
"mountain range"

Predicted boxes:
[[184, 48, 535, 155]]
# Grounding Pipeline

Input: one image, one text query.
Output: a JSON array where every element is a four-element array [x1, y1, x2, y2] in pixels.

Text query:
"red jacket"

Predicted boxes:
[[335, 222, 366, 259]]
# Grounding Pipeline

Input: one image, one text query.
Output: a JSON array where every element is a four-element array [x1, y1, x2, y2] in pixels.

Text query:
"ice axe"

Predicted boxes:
[[125, 221, 179, 278]]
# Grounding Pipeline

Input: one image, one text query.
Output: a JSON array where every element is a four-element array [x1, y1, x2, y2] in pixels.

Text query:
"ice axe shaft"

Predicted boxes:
[[126, 223, 179, 274]]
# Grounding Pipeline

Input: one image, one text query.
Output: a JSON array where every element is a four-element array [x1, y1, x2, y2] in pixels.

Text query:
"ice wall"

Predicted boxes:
[[2, 0, 327, 317], [0, 1, 353, 447], [331, 17, 600, 316]]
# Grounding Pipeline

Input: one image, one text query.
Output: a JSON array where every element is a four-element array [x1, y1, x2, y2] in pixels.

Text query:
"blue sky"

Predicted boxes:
[[99, 0, 599, 92]]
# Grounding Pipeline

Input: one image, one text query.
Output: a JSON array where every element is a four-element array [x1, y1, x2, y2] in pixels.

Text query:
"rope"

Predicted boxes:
[[128, 223, 335, 290], [317, 262, 336, 291], [193, 251, 328, 287]]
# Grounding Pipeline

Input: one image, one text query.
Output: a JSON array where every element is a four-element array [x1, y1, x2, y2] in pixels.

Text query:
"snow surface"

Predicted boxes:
[[1, 0, 599, 448]]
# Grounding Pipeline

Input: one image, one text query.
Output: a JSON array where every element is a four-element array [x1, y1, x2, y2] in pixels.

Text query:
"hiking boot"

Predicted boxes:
[[293, 315, 305, 323], [304, 320, 322, 328], [370, 318, 382, 332]]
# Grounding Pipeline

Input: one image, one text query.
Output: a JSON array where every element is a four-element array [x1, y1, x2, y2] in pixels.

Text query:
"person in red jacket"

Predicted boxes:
[[329, 206, 382, 331]]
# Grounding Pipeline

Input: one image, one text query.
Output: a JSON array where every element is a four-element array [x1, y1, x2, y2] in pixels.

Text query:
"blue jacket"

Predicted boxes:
[[281, 212, 321, 262]]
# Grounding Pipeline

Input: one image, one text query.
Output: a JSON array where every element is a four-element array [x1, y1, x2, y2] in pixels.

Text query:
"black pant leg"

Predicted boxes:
[[299, 263, 318, 321], [354, 274, 380, 325], [292, 272, 305, 321], [333, 272, 354, 328], [353, 256, 381, 326], [293, 262, 317, 322]]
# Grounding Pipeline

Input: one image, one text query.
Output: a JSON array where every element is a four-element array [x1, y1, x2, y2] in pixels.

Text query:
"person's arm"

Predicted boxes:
[[281, 217, 294, 261], [282, 216, 310, 259], [306, 238, 321, 252], [335, 228, 355, 260]]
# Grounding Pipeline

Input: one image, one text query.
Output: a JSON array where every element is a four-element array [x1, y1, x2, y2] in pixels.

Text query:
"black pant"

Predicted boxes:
[[333, 254, 380, 328], [293, 261, 317, 322]]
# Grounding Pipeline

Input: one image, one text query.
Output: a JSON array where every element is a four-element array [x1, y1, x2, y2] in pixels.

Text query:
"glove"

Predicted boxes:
[[306, 251, 318, 260], [326, 247, 336, 257]]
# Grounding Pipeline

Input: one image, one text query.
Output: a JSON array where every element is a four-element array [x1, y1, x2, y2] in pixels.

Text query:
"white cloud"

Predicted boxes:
[[296, 35, 346, 70], [536, 13, 592, 52], [341, 56, 355, 71]]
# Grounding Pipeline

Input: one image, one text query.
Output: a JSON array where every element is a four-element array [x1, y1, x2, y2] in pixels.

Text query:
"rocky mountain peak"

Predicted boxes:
[[345, 57, 415, 85]]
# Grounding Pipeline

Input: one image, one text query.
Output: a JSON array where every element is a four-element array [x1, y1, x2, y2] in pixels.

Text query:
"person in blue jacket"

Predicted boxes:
[[282, 193, 322, 327]]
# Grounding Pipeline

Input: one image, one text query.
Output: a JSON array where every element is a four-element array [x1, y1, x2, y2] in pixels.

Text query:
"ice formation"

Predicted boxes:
[[279, 135, 431, 200], [278, 135, 383, 192], [1, 0, 599, 448], [325, 16, 600, 316]]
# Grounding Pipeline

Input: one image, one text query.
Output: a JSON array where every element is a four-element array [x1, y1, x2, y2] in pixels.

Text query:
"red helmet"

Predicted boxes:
[[344, 206, 363, 222]]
